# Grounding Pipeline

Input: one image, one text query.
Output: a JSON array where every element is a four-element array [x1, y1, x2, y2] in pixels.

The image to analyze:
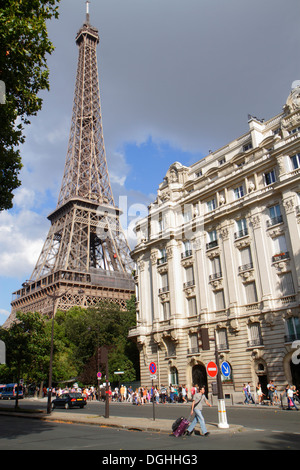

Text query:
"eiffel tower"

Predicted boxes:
[[7, 3, 134, 325]]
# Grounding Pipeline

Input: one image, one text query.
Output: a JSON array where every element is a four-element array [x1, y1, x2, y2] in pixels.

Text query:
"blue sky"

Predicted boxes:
[[1, 0, 300, 325]]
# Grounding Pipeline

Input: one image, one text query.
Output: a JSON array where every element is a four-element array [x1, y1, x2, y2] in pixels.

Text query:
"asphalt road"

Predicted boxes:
[[0, 399, 300, 451]]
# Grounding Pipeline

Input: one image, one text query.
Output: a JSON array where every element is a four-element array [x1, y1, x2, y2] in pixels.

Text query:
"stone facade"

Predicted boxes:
[[129, 86, 300, 400]]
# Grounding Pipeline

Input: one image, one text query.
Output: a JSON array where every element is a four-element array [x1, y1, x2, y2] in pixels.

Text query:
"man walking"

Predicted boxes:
[[185, 386, 212, 436]]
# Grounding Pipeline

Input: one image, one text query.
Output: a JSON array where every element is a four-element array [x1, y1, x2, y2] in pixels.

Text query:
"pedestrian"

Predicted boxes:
[[161, 384, 167, 404], [256, 383, 265, 405], [267, 380, 275, 405], [185, 386, 212, 437], [287, 385, 298, 410], [181, 385, 187, 403], [292, 385, 300, 404], [243, 384, 249, 404], [246, 382, 255, 404]]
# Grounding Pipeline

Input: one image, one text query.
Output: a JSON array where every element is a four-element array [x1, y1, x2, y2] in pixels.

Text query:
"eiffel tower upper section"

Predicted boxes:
[[7, 4, 134, 323], [58, 7, 113, 208]]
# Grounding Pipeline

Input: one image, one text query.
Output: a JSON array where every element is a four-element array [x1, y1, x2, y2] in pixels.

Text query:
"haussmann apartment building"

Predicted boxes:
[[129, 85, 300, 402]]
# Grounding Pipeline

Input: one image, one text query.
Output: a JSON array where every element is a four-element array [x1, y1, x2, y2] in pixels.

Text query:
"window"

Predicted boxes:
[[158, 212, 164, 232], [279, 272, 295, 296], [210, 256, 222, 279], [272, 235, 287, 258], [184, 266, 195, 288], [234, 185, 244, 200], [244, 281, 258, 304], [285, 317, 300, 342], [169, 366, 179, 385], [183, 207, 192, 223], [217, 328, 228, 350], [264, 170, 276, 186], [248, 322, 263, 347], [290, 153, 300, 170], [187, 297, 197, 317], [239, 246, 253, 271], [159, 272, 169, 293], [157, 248, 167, 265], [189, 333, 199, 352], [289, 127, 300, 136], [235, 218, 248, 238], [214, 289, 225, 311], [207, 198, 216, 212], [219, 157, 226, 166], [268, 204, 282, 226], [206, 230, 218, 249], [243, 142, 253, 152], [182, 240, 192, 258]]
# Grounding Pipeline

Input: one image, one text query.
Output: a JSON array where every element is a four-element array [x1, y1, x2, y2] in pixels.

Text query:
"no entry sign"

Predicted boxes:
[[206, 361, 218, 378]]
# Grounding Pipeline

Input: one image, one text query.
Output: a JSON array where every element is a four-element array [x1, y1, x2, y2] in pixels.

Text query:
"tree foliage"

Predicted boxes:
[[0, 297, 139, 390], [0, 0, 60, 210], [55, 299, 139, 384]]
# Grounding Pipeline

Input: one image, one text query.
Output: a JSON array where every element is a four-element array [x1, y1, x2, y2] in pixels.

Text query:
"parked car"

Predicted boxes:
[[51, 393, 87, 409], [1, 383, 24, 400]]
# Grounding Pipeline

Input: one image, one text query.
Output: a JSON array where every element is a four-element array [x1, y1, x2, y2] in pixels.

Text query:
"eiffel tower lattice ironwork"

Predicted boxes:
[[7, 6, 134, 325]]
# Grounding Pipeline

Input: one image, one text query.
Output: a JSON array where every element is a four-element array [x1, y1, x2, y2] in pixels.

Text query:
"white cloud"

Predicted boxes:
[[0, 209, 46, 278]]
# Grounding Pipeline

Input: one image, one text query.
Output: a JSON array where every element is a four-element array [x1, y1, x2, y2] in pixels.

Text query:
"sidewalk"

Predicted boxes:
[[0, 407, 244, 435]]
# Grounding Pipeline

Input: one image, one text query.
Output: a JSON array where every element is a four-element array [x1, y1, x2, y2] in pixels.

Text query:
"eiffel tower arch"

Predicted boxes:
[[6, 5, 134, 325]]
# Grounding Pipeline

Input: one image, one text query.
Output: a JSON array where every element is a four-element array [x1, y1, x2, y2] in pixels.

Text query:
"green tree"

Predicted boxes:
[[55, 298, 139, 385], [0, 311, 48, 407], [0, 0, 60, 210]]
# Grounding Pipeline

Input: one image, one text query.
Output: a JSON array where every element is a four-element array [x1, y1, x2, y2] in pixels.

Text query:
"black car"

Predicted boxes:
[[51, 393, 87, 410]]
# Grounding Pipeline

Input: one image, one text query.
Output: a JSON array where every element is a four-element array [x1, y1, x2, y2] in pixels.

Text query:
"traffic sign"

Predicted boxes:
[[206, 361, 218, 378], [221, 361, 231, 378], [97, 372, 102, 379], [149, 362, 157, 375]]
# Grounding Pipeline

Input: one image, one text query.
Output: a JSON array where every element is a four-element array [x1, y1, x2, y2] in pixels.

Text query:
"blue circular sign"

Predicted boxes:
[[221, 361, 231, 377], [149, 362, 157, 374]]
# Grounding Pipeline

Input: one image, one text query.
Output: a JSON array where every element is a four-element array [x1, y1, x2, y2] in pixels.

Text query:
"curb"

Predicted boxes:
[[0, 409, 245, 435]]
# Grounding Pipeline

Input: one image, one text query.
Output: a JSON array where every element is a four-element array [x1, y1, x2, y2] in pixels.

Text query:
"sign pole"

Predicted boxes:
[[149, 362, 157, 421], [214, 331, 229, 429], [152, 378, 155, 421]]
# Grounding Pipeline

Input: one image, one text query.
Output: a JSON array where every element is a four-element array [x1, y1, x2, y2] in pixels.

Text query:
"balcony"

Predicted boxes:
[[238, 262, 253, 273], [284, 333, 300, 343], [209, 272, 223, 281], [181, 250, 193, 259], [187, 346, 200, 355], [272, 251, 289, 263], [267, 214, 283, 227], [206, 240, 218, 250], [183, 280, 195, 289], [158, 286, 169, 294], [247, 338, 263, 348], [234, 228, 249, 239]]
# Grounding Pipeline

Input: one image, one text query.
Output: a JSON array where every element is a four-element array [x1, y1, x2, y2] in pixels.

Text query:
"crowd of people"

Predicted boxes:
[[243, 381, 300, 409], [40, 380, 300, 410], [109, 384, 190, 405]]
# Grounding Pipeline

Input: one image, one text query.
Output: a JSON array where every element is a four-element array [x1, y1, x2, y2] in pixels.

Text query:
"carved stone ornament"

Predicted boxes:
[[285, 85, 300, 113], [230, 318, 240, 332]]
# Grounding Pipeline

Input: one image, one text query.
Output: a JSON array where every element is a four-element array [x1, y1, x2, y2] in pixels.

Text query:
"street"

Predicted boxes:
[[0, 399, 300, 451]]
